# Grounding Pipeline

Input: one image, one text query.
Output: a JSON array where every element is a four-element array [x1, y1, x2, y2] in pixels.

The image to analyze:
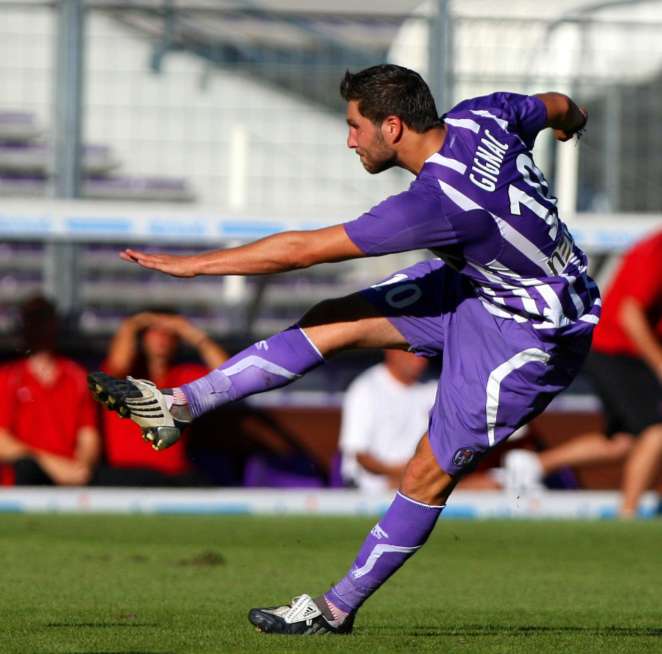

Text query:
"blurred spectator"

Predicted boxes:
[[95, 311, 228, 486], [505, 229, 662, 516], [0, 296, 100, 486], [339, 349, 502, 492], [339, 350, 436, 491]]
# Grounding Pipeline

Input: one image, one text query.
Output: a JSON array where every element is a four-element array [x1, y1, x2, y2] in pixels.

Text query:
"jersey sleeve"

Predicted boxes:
[[448, 92, 547, 150], [343, 177, 460, 256]]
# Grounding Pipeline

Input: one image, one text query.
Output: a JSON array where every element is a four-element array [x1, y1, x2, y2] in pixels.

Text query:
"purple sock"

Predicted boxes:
[[326, 491, 444, 614], [181, 325, 323, 418]]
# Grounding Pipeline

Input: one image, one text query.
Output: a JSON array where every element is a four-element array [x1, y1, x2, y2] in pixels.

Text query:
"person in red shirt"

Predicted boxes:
[[504, 229, 662, 516], [94, 310, 228, 485], [0, 296, 100, 485]]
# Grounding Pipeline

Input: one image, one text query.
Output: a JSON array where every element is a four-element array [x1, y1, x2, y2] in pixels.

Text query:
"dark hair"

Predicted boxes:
[[19, 295, 58, 352], [340, 64, 441, 133], [131, 307, 181, 378]]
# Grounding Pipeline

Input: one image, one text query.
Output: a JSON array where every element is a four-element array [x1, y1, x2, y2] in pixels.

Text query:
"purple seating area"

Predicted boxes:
[[243, 453, 326, 489], [0, 111, 41, 142], [0, 110, 194, 202], [0, 242, 45, 312], [0, 240, 351, 340], [0, 174, 194, 202], [0, 142, 118, 175]]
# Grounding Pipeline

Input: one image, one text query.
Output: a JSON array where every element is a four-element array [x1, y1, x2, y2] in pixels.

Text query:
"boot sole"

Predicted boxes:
[[87, 371, 140, 418]]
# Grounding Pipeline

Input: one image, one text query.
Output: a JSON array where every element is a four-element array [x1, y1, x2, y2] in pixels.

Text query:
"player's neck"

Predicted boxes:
[[397, 125, 447, 175]]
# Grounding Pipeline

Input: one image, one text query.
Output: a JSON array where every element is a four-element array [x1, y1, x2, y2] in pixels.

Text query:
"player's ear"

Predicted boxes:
[[381, 115, 403, 144]]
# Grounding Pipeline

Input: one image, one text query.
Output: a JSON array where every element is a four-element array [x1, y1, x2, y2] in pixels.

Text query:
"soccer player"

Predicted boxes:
[[89, 65, 597, 635]]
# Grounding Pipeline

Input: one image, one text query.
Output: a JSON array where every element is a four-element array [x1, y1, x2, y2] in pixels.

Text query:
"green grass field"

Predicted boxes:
[[2, 514, 661, 654]]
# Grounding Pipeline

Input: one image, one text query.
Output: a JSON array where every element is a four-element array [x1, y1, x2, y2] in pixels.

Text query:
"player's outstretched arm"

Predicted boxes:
[[120, 224, 364, 277], [535, 92, 588, 142]]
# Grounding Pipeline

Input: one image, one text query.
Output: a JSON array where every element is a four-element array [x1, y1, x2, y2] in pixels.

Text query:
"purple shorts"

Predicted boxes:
[[360, 259, 591, 476]]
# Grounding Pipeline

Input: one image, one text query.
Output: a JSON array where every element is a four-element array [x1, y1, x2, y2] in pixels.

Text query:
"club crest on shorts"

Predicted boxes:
[[452, 447, 476, 467]]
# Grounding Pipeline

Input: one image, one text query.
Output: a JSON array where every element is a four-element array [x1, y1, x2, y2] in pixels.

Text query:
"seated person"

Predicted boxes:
[[339, 350, 436, 491], [0, 296, 100, 485], [95, 310, 228, 486]]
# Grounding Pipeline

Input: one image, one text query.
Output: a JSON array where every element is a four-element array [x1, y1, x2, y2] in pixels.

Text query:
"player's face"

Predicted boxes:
[[346, 100, 397, 174]]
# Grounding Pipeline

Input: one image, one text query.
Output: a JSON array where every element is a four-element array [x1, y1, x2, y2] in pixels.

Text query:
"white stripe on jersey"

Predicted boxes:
[[478, 293, 520, 320], [485, 348, 550, 447], [498, 268, 574, 329], [493, 216, 554, 275], [484, 288, 528, 323], [533, 284, 572, 329], [561, 273, 587, 317], [438, 180, 554, 275], [439, 179, 489, 214], [467, 261, 535, 323], [512, 287, 540, 318], [444, 117, 480, 133], [580, 314, 600, 324], [470, 109, 509, 131], [426, 152, 467, 174], [437, 179, 595, 330], [508, 183, 558, 241], [501, 263, 593, 324]]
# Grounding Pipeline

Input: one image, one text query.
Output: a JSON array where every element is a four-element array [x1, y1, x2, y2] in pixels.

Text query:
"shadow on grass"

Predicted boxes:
[[370, 625, 662, 638]]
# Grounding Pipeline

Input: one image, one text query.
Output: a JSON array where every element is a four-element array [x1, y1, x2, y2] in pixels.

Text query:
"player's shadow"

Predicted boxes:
[[374, 624, 662, 638]]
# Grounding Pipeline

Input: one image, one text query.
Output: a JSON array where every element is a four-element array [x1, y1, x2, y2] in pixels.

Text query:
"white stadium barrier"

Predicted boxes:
[[0, 488, 658, 519], [0, 198, 659, 251]]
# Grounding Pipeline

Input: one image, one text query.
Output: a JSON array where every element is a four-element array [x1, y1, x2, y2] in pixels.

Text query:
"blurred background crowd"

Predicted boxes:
[[1, 1, 661, 508]]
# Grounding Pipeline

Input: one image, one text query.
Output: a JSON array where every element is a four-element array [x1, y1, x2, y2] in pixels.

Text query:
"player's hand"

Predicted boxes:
[[35, 452, 92, 486], [120, 249, 199, 277], [554, 107, 588, 142], [124, 311, 162, 330]]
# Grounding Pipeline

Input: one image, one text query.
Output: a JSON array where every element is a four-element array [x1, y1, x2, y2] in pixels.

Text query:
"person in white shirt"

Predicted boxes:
[[339, 349, 437, 492]]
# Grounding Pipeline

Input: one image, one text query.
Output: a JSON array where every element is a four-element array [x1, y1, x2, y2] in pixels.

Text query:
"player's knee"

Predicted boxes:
[[640, 423, 662, 448], [299, 296, 370, 355], [611, 434, 635, 457], [299, 298, 342, 328], [400, 454, 454, 506]]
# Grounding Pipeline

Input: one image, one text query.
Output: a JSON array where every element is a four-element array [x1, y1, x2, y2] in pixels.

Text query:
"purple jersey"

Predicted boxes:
[[344, 92, 600, 337]]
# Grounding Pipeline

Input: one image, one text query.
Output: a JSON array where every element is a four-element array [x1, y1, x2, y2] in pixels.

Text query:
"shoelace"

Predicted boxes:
[[283, 595, 319, 624]]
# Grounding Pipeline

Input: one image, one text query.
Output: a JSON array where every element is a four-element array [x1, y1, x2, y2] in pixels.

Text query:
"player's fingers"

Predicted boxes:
[[134, 256, 163, 271], [123, 249, 160, 266], [120, 248, 145, 263]]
